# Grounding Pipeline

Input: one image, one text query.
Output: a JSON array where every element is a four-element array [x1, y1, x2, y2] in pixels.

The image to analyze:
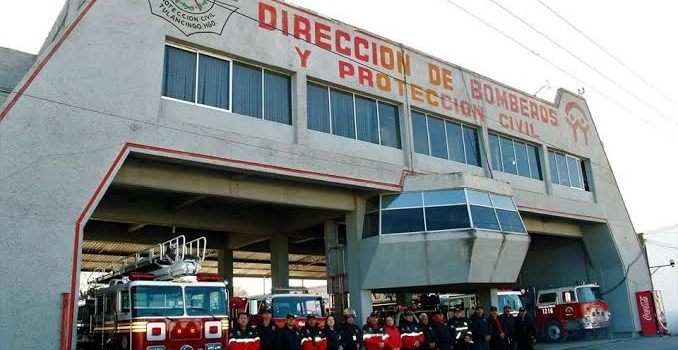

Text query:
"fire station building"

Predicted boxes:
[[0, 0, 652, 348]]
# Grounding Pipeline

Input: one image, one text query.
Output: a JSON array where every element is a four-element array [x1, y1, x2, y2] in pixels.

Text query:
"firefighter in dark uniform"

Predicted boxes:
[[277, 314, 302, 350], [256, 308, 278, 350], [470, 306, 490, 350], [488, 307, 506, 350], [341, 309, 362, 350], [362, 312, 387, 350], [301, 314, 326, 350], [498, 306, 515, 350], [400, 310, 423, 350], [229, 312, 261, 350], [431, 310, 452, 350], [324, 315, 344, 350], [418, 313, 438, 350], [449, 307, 474, 350], [514, 308, 536, 350]]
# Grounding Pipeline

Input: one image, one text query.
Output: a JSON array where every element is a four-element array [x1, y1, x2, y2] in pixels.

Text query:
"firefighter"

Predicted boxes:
[[277, 314, 302, 350], [470, 306, 490, 350], [341, 309, 362, 350], [384, 316, 402, 350], [362, 312, 388, 350], [229, 312, 261, 350], [256, 308, 278, 350], [324, 315, 344, 350], [514, 308, 536, 350], [431, 310, 452, 350], [419, 313, 438, 350], [449, 307, 474, 350], [399, 311, 423, 350], [488, 307, 506, 350], [301, 314, 327, 350], [498, 306, 515, 350]]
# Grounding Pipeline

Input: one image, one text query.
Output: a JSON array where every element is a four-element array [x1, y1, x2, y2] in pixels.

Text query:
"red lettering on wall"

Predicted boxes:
[[335, 30, 351, 55], [380, 46, 395, 70], [358, 67, 374, 87], [549, 109, 559, 126], [338, 60, 355, 78], [426, 89, 439, 107], [376, 73, 391, 92], [258, 2, 277, 30], [281, 10, 289, 36], [354, 37, 369, 62], [411, 84, 425, 102], [519, 98, 529, 117], [295, 47, 312, 68], [470, 79, 482, 99], [500, 113, 511, 129], [509, 94, 519, 114], [314, 23, 332, 50], [293, 15, 311, 41]]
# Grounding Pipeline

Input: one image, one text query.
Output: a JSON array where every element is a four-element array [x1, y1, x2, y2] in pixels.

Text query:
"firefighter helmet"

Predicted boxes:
[[343, 308, 356, 318]]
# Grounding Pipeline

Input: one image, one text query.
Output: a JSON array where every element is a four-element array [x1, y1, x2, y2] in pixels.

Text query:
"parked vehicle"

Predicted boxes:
[[233, 288, 327, 328]]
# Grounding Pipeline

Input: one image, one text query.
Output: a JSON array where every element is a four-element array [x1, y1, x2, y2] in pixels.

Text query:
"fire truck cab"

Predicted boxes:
[[84, 235, 230, 350], [239, 289, 327, 328], [535, 283, 611, 342]]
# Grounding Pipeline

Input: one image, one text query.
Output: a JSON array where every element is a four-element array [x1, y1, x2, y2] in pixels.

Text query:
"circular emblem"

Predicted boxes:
[[180, 346, 194, 350], [172, 0, 214, 14]]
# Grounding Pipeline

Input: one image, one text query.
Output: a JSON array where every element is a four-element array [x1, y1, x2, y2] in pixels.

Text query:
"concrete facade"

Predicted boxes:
[[0, 0, 652, 348]]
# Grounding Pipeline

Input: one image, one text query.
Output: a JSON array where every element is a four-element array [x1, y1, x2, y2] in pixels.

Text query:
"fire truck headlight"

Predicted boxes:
[[205, 343, 222, 350], [146, 346, 166, 350]]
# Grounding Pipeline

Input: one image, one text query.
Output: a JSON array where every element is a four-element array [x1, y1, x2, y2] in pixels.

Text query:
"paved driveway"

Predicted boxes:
[[535, 336, 677, 350]]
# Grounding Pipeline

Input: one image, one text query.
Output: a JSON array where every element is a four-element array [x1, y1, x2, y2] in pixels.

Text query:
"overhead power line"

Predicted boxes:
[[533, 0, 678, 107]]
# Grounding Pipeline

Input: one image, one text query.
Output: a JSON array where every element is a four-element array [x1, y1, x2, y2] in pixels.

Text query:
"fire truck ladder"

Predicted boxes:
[[90, 235, 208, 284]]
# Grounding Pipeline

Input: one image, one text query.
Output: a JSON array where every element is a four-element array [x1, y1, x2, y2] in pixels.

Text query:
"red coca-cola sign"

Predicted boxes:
[[636, 291, 657, 336]]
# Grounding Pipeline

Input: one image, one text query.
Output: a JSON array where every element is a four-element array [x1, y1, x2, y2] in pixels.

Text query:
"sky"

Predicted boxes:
[[2, 1, 678, 293]]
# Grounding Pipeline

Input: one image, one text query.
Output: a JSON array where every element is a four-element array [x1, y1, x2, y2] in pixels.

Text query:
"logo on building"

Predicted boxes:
[[639, 295, 653, 321], [564, 102, 591, 146], [148, 0, 238, 36]]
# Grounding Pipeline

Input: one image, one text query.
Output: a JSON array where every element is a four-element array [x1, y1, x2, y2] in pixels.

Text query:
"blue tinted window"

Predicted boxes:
[[500, 137, 517, 175], [467, 190, 492, 207], [470, 205, 500, 231], [427, 117, 448, 159], [425, 205, 470, 231], [515, 141, 530, 177], [548, 151, 559, 184], [423, 189, 466, 206], [233, 62, 262, 119], [567, 156, 583, 189], [330, 89, 356, 139], [264, 71, 291, 124], [463, 126, 481, 166], [412, 112, 429, 155], [446, 122, 465, 163], [489, 134, 502, 171], [556, 153, 570, 186], [355, 96, 379, 144], [491, 194, 515, 210], [381, 208, 425, 234], [363, 212, 379, 238], [307, 84, 330, 133], [163, 46, 196, 102], [382, 192, 423, 209], [197, 54, 229, 109], [527, 145, 542, 180], [496, 209, 526, 233], [378, 102, 401, 148]]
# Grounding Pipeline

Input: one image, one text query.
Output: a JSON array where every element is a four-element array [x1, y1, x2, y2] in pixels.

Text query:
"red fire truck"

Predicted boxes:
[[230, 288, 327, 328], [83, 235, 230, 350], [535, 282, 611, 342]]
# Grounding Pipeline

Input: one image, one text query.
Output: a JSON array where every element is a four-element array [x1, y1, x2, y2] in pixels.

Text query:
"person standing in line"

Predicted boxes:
[[363, 312, 388, 350], [229, 312, 261, 350], [514, 308, 536, 350], [277, 314, 302, 350], [470, 306, 490, 350], [498, 306, 515, 350], [419, 313, 438, 350], [341, 309, 362, 350], [449, 307, 474, 350], [384, 316, 402, 350], [301, 314, 326, 350], [256, 308, 278, 350], [488, 307, 506, 350], [324, 315, 344, 350], [399, 311, 423, 350], [432, 310, 452, 350]]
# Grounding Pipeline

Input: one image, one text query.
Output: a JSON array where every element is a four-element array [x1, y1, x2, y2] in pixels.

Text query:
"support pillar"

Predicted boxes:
[[477, 288, 499, 310], [218, 248, 234, 297], [325, 220, 349, 313], [345, 195, 372, 324], [271, 233, 289, 290]]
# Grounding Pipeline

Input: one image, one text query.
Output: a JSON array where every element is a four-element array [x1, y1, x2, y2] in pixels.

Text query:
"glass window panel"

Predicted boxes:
[[381, 208, 425, 234], [423, 189, 466, 206], [515, 141, 531, 177], [197, 54, 229, 109], [466, 190, 492, 207], [496, 209, 526, 233], [490, 194, 515, 211], [470, 205, 501, 231], [425, 205, 471, 231], [381, 192, 423, 209], [567, 156, 583, 189], [427, 117, 448, 159], [500, 137, 518, 175], [556, 153, 570, 186], [548, 151, 559, 184], [463, 126, 481, 167], [264, 70, 291, 124], [233, 62, 262, 119], [163, 46, 196, 102], [527, 145, 542, 180], [489, 133, 502, 171], [330, 89, 356, 139], [307, 84, 330, 133], [355, 96, 379, 144], [581, 160, 590, 191], [412, 112, 429, 155], [378, 102, 401, 148], [362, 212, 379, 238], [446, 122, 465, 163]]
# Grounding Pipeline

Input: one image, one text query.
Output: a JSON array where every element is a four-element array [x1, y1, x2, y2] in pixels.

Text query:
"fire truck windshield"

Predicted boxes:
[[131, 286, 184, 317], [271, 296, 324, 318], [185, 286, 228, 316], [576, 286, 603, 302]]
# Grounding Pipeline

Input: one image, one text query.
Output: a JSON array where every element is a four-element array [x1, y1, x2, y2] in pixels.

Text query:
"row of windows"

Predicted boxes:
[[163, 45, 292, 124], [307, 83, 401, 148], [412, 112, 481, 167], [162, 45, 591, 192], [363, 189, 526, 237]]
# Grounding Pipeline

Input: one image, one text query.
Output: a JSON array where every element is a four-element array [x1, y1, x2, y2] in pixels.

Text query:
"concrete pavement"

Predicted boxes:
[[535, 336, 676, 350]]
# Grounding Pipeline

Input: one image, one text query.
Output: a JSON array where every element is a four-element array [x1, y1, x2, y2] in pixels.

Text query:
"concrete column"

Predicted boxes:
[[325, 220, 349, 312], [345, 195, 372, 323], [480, 123, 493, 178], [541, 144, 554, 195], [218, 248, 234, 297], [293, 72, 308, 145], [271, 233, 290, 290], [477, 288, 499, 310]]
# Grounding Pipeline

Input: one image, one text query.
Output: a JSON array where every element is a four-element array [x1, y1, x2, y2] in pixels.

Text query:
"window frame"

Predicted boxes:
[[489, 132, 543, 181], [548, 150, 588, 191], [412, 110, 482, 167]]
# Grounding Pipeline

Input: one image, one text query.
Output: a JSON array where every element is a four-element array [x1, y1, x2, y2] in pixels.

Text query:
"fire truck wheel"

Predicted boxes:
[[544, 321, 567, 343]]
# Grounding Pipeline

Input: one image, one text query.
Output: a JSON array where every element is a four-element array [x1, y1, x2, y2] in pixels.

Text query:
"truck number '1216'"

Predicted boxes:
[[540, 307, 554, 315]]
